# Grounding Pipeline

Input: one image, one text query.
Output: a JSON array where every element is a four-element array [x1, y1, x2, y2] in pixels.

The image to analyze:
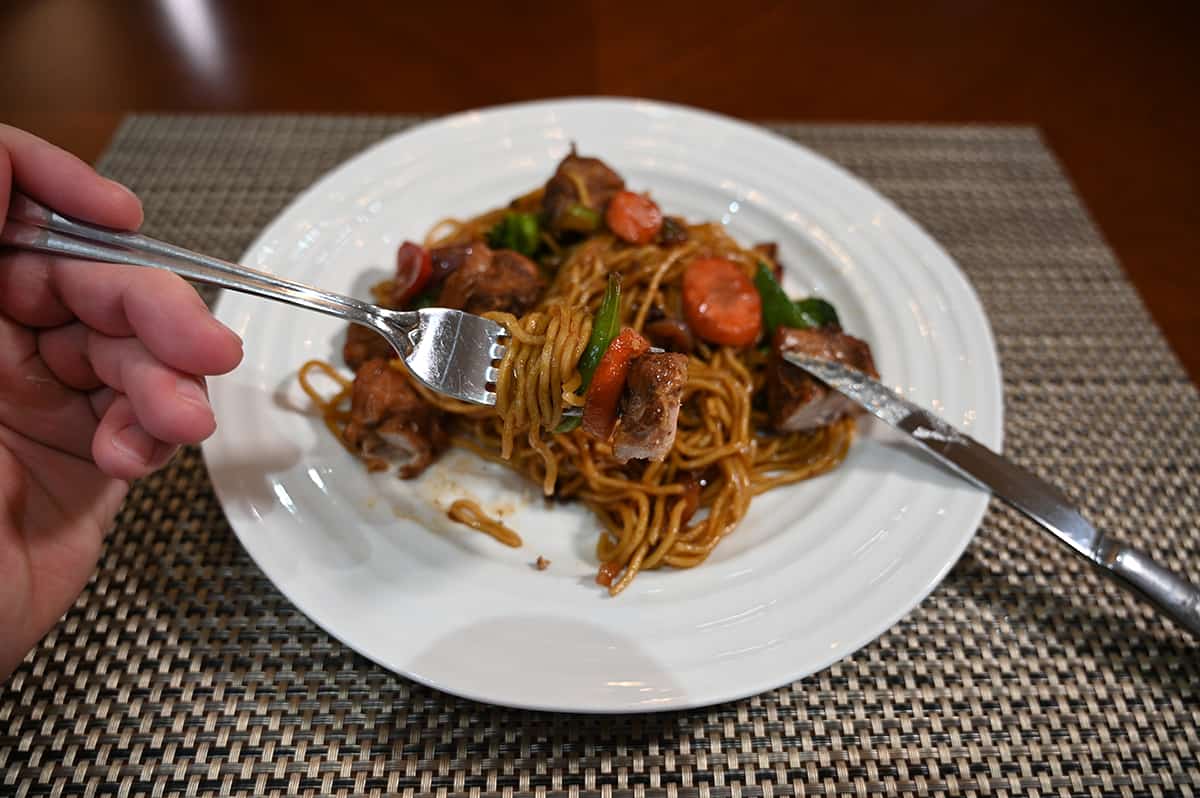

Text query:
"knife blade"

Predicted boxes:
[[783, 351, 1200, 637]]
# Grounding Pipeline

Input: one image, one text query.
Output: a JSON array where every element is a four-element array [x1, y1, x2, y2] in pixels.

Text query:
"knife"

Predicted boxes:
[[784, 352, 1200, 637]]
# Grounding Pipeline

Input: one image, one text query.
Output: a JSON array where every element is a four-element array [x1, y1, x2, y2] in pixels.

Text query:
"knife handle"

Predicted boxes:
[[1097, 540, 1200, 637]]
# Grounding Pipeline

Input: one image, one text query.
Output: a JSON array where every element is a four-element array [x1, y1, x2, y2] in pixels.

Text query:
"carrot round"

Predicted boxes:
[[581, 327, 650, 440], [605, 191, 663, 245], [681, 257, 762, 346]]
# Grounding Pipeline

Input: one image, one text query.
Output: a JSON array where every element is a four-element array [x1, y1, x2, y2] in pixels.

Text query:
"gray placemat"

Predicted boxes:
[[2, 115, 1197, 797]]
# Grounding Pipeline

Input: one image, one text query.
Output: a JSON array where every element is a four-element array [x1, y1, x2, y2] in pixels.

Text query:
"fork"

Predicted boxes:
[[0, 192, 508, 409]]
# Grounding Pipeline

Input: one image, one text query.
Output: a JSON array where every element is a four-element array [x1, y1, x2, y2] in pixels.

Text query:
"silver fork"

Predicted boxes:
[[0, 192, 507, 408]]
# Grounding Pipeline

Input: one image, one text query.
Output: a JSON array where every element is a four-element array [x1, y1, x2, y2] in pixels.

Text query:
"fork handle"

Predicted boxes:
[[2, 194, 409, 336]]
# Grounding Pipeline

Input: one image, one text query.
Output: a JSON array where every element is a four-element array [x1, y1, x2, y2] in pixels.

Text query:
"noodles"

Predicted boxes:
[[298, 359, 354, 447], [411, 302, 592, 496], [447, 499, 523, 547], [485, 305, 590, 488], [300, 190, 858, 596]]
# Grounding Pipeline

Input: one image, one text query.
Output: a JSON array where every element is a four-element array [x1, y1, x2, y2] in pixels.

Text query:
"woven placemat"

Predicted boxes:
[[2, 116, 1197, 797]]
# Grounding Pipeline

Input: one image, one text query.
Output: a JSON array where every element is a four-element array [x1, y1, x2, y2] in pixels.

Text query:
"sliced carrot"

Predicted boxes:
[[681, 257, 762, 347], [581, 327, 650, 440], [605, 191, 664, 245]]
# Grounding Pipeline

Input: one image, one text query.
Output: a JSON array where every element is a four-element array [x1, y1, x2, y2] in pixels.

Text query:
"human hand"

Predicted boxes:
[[0, 124, 243, 679]]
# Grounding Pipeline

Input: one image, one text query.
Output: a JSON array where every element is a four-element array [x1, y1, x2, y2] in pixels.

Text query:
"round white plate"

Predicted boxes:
[[202, 98, 1002, 713]]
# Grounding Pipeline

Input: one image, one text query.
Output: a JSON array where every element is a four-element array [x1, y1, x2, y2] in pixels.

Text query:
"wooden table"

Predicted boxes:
[[3, 0, 1197, 380]]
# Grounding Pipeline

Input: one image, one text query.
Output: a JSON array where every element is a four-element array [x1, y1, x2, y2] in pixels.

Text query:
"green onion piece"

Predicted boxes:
[[487, 212, 541, 257], [553, 415, 582, 433], [553, 275, 620, 434], [560, 203, 601, 233], [575, 272, 622, 392]]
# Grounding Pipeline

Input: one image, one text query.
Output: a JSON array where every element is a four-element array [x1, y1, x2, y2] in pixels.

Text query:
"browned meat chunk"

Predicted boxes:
[[754, 242, 783, 282], [644, 317, 695, 354], [753, 242, 778, 260], [438, 246, 545, 316], [767, 327, 878, 432], [658, 216, 690, 246], [542, 149, 625, 234], [343, 323, 395, 370], [612, 352, 688, 463], [342, 358, 446, 478], [428, 241, 490, 286]]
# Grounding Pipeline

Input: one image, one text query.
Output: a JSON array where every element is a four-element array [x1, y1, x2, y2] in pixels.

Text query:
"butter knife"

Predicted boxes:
[[784, 353, 1200, 637]]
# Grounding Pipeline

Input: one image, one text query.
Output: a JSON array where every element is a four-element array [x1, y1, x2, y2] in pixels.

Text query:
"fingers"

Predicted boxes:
[[0, 124, 143, 231], [89, 386, 118, 419], [92, 394, 177, 481], [86, 332, 217, 445], [0, 251, 244, 372], [36, 323, 100, 391], [0, 125, 235, 483], [51, 258, 244, 375], [0, 251, 74, 328], [0, 126, 240, 367]]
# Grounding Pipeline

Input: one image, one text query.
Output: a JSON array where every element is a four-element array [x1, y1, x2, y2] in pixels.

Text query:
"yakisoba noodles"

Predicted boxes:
[[298, 150, 872, 595], [446, 499, 522, 548]]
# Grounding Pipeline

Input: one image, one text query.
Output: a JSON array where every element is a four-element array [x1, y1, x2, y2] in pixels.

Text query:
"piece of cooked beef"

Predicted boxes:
[[343, 323, 395, 370], [428, 241, 490, 287], [658, 216, 690, 246], [643, 317, 695, 354], [542, 149, 625, 234], [767, 326, 878, 432], [438, 246, 545, 316], [342, 358, 446, 478], [753, 242, 778, 261], [753, 242, 783, 282], [612, 352, 689, 463]]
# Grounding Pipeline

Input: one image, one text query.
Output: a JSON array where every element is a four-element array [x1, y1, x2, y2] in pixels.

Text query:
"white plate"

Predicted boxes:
[[202, 98, 1002, 713]]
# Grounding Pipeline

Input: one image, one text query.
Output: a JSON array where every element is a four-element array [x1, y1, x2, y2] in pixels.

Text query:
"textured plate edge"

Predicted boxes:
[[200, 98, 1006, 713]]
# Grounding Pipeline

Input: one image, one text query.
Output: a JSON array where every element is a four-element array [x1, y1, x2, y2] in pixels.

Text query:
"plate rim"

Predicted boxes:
[[202, 96, 1004, 712]]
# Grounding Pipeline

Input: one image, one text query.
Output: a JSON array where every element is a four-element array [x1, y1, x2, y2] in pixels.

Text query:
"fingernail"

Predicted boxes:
[[223, 323, 244, 347], [113, 424, 155, 465], [176, 376, 210, 408], [105, 177, 139, 204], [103, 178, 144, 228]]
